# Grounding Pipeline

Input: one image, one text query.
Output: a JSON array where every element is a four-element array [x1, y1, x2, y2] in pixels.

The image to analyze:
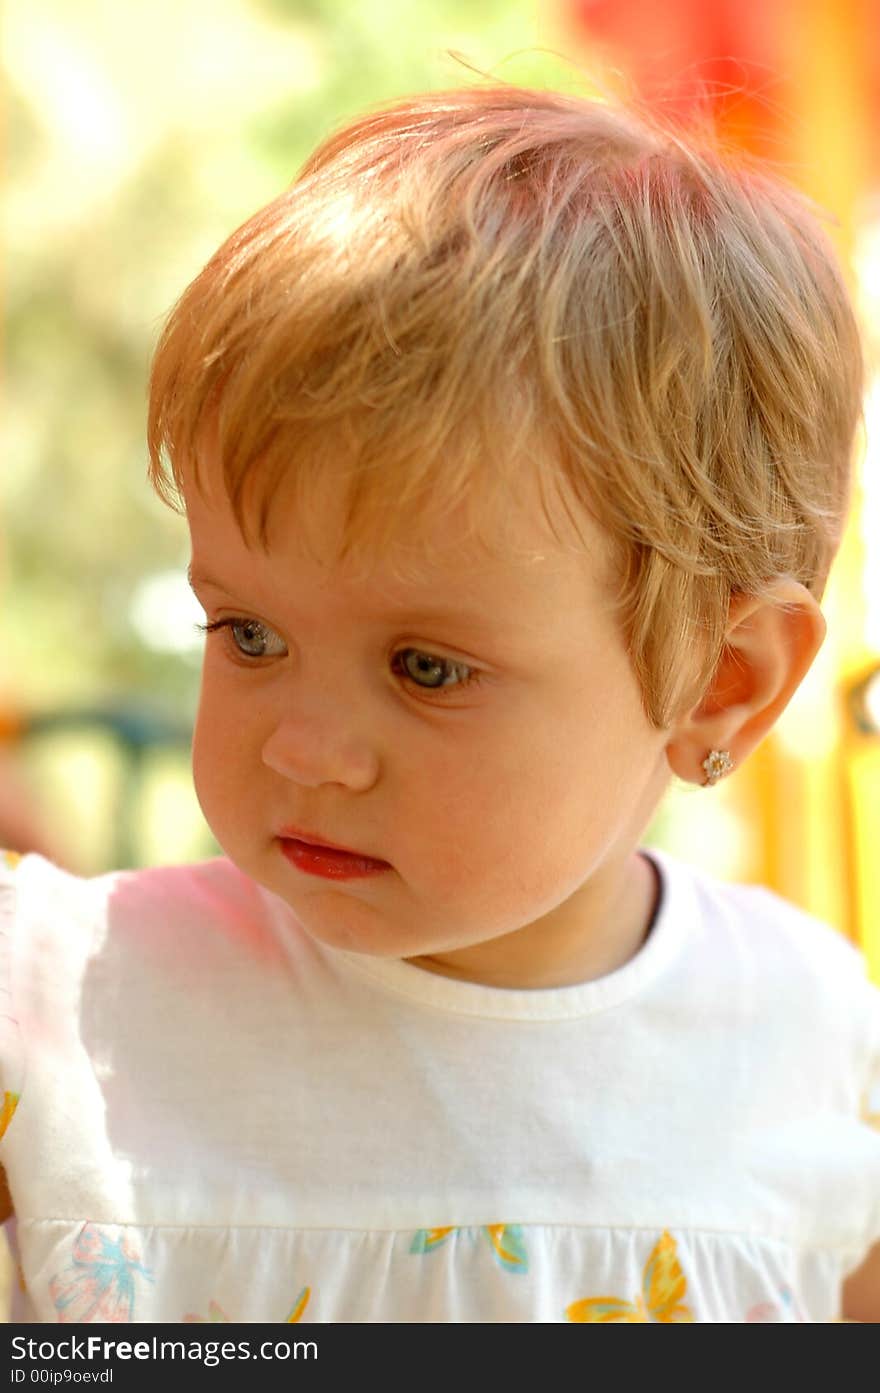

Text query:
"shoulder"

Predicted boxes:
[[0, 851, 293, 998], [653, 847, 879, 1044], [0, 854, 300, 1229], [677, 851, 870, 985], [2, 849, 265, 925]]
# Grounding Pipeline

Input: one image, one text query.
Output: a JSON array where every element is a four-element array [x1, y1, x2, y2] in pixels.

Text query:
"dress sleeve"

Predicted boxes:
[[856, 969, 880, 1252], [0, 850, 23, 1147]]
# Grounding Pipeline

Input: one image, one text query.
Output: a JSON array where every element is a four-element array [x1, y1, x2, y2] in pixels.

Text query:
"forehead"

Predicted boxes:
[[183, 439, 619, 627]]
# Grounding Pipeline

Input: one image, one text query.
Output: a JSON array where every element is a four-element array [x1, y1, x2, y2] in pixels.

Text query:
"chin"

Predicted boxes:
[[276, 893, 400, 955]]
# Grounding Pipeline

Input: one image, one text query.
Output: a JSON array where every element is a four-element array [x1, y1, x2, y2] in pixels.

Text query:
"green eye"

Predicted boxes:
[[196, 618, 287, 659], [232, 620, 276, 657], [394, 649, 482, 696]]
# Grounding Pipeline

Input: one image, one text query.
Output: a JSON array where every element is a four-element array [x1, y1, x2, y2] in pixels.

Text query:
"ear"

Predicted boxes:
[[664, 579, 827, 786]]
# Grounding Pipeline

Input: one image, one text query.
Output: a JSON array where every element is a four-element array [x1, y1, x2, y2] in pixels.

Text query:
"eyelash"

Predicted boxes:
[[194, 618, 485, 700]]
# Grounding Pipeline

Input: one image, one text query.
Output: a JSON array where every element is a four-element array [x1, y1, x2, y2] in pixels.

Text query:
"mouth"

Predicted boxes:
[[277, 826, 391, 881], [278, 825, 387, 860]]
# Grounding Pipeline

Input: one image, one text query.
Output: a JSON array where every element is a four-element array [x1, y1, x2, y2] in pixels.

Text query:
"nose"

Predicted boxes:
[[261, 715, 379, 791]]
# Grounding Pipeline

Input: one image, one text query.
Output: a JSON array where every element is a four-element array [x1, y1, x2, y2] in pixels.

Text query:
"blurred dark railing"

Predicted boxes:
[[0, 701, 199, 870]]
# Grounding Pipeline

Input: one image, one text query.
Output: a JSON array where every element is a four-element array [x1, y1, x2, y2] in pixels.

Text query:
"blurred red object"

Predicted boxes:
[[562, 0, 880, 176], [568, 0, 792, 97]]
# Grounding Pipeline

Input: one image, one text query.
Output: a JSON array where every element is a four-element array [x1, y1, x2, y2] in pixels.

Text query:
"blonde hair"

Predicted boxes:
[[147, 83, 865, 728]]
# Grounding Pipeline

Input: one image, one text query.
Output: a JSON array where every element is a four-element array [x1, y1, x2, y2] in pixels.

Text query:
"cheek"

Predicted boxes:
[[190, 704, 220, 826], [406, 706, 643, 890], [402, 727, 575, 880], [191, 682, 250, 826]]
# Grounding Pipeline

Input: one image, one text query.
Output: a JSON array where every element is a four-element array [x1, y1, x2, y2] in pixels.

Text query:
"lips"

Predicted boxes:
[[278, 830, 391, 881], [277, 825, 389, 863]]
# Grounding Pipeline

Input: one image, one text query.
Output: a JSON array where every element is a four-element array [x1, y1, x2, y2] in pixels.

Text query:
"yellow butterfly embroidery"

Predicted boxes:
[[286, 1286, 311, 1322], [0, 1092, 19, 1141], [566, 1230, 694, 1323], [412, 1226, 455, 1252], [0, 850, 21, 871], [410, 1225, 528, 1273]]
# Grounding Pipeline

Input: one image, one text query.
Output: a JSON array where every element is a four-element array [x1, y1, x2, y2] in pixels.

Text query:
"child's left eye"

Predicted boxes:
[[196, 618, 286, 659], [392, 649, 483, 698]]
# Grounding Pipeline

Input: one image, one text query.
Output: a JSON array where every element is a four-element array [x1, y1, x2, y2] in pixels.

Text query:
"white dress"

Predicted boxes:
[[0, 844, 877, 1323]]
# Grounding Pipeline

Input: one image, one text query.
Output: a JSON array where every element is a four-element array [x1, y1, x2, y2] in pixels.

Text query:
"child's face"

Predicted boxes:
[[185, 447, 674, 988]]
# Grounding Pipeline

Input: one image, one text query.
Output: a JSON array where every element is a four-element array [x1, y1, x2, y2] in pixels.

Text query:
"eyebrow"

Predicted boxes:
[[186, 566, 503, 633], [187, 567, 224, 593]]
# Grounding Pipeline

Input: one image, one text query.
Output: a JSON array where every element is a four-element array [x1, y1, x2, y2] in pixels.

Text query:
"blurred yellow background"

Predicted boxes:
[[2, 0, 879, 989]]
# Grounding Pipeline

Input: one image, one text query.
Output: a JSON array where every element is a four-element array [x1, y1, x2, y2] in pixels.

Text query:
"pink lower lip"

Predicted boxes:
[[279, 837, 391, 880]]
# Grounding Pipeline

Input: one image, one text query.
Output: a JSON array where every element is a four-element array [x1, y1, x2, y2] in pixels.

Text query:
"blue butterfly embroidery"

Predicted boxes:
[[50, 1224, 153, 1323]]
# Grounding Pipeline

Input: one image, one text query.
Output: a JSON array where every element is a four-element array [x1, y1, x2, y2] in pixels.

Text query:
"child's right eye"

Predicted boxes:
[[195, 618, 287, 659]]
